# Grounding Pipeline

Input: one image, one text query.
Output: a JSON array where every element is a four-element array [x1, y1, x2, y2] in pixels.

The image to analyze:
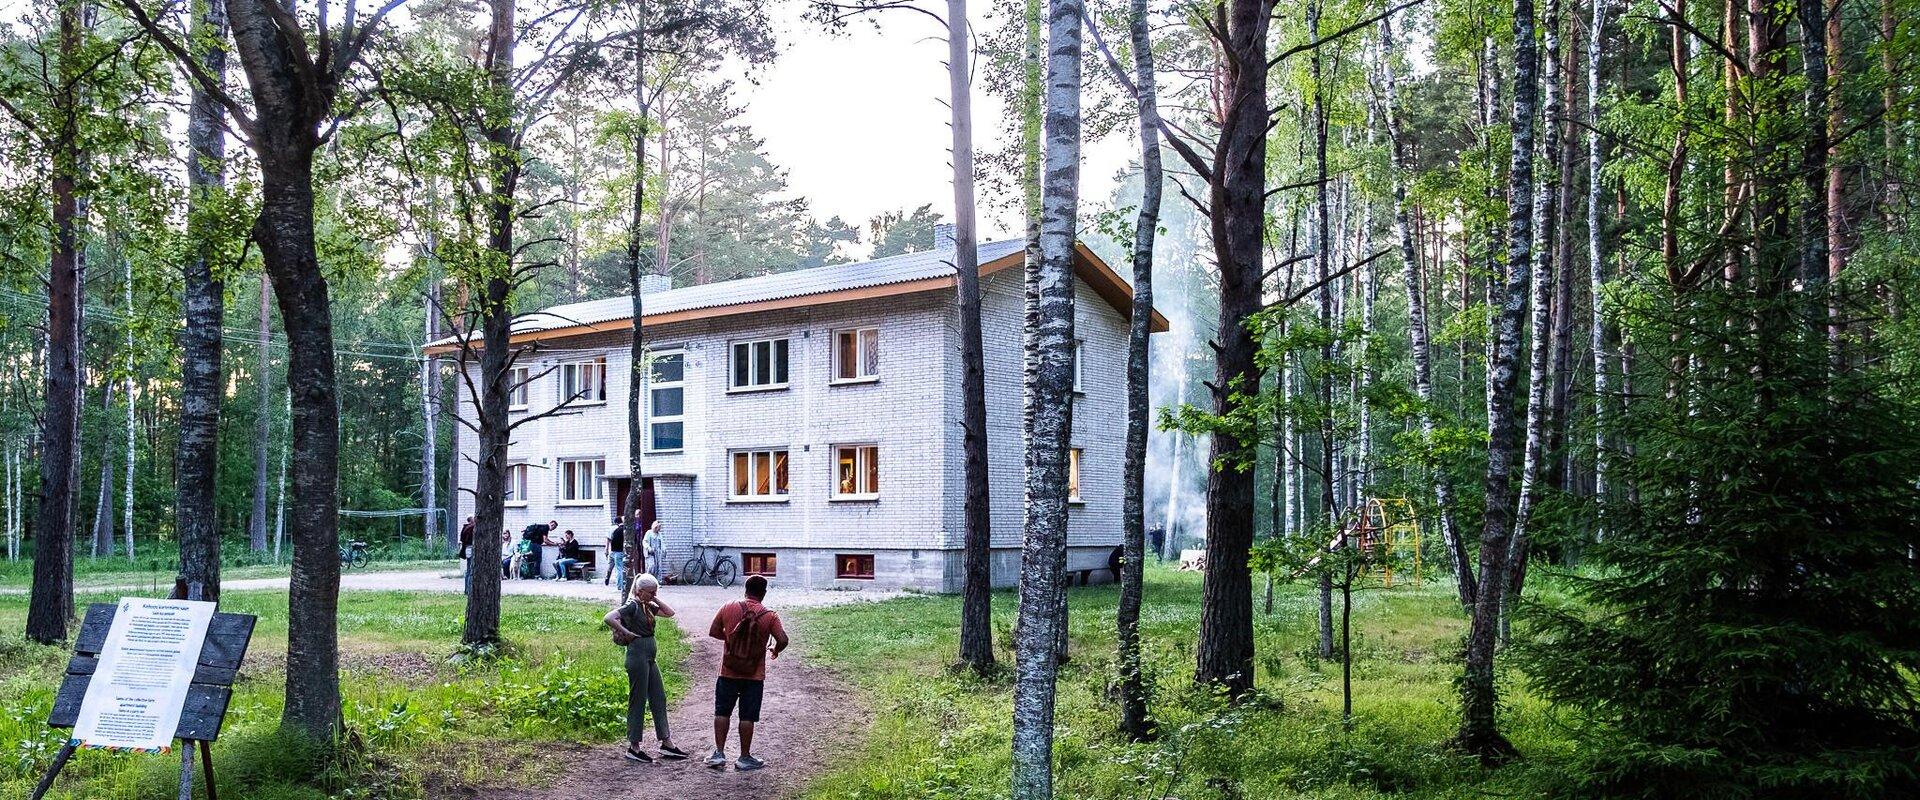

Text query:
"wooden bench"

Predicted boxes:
[[561, 549, 599, 581]]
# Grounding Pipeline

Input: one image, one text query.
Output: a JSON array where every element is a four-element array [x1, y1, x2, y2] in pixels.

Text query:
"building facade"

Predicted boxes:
[[442, 235, 1167, 592]]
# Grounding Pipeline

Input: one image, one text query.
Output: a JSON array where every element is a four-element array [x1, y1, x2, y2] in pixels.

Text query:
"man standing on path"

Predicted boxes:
[[606, 522, 626, 589], [706, 575, 788, 772]]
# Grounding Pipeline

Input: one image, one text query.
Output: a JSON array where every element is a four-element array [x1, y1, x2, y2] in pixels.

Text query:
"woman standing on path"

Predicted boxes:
[[605, 574, 690, 762]]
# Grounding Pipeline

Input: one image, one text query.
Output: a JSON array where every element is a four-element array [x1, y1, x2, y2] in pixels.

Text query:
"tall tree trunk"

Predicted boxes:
[[178, 0, 228, 592], [92, 382, 116, 558], [1310, 0, 1339, 662], [421, 243, 440, 547], [951, 0, 997, 678], [1193, 0, 1266, 699], [1010, 0, 1082, 794], [1379, 11, 1475, 607], [621, 2, 649, 595], [121, 258, 134, 562], [1457, 0, 1538, 760], [1587, 0, 1613, 538], [27, 0, 87, 645], [250, 277, 270, 552], [463, 0, 519, 647]]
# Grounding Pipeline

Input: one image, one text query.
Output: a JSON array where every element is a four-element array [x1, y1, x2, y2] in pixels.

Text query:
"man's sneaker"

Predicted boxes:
[[705, 750, 728, 768], [658, 744, 689, 761], [623, 747, 653, 763], [736, 755, 765, 772]]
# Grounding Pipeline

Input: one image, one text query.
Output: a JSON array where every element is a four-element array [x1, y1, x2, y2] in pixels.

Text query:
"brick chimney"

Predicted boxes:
[[933, 223, 957, 252]]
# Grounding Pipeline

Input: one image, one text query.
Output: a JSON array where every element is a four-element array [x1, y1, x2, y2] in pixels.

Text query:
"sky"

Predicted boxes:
[[728, 4, 1133, 250]]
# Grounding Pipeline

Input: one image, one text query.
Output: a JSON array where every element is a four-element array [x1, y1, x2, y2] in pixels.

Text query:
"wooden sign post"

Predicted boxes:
[[30, 586, 254, 800]]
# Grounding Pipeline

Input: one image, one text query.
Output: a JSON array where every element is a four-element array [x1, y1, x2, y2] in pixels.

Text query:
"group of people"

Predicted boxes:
[[456, 516, 666, 585], [607, 572, 789, 772]]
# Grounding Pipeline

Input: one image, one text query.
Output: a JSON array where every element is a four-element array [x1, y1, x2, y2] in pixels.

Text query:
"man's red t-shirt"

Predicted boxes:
[[709, 599, 785, 681]]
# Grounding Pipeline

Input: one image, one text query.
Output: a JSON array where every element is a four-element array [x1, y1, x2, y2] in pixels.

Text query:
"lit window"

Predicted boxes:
[[508, 366, 530, 408], [730, 338, 790, 390], [505, 463, 529, 504], [832, 328, 880, 382], [742, 552, 777, 576], [835, 553, 875, 580], [559, 458, 605, 503], [561, 357, 607, 403], [729, 449, 790, 500], [648, 351, 685, 451], [833, 444, 879, 499], [1068, 448, 1084, 502]]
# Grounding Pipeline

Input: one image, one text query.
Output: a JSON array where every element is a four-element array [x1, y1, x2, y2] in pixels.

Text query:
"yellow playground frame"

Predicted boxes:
[[1348, 497, 1425, 587]]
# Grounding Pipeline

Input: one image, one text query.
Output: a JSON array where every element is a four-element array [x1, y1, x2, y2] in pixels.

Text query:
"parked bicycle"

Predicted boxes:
[[340, 540, 371, 570], [679, 540, 738, 588]]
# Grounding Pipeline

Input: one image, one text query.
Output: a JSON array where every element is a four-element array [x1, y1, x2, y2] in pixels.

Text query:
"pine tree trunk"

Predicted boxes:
[[1457, 0, 1538, 760], [1010, 0, 1082, 794], [27, 0, 87, 645], [178, 0, 227, 590], [951, 0, 996, 678], [1114, 0, 1159, 739], [1379, 12, 1475, 607]]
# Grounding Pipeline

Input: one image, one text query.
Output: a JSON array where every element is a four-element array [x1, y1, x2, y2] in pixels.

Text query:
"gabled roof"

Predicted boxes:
[[426, 239, 1170, 354]]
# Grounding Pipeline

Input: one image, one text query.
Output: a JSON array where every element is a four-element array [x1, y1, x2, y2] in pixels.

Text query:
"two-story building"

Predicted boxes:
[[439, 228, 1168, 592]]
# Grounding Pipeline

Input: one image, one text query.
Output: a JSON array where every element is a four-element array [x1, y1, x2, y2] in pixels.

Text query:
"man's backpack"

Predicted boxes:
[[721, 601, 768, 676]]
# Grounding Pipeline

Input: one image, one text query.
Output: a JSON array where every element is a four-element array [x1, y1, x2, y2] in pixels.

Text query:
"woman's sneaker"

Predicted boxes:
[[705, 750, 728, 768], [623, 747, 653, 763], [658, 744, 689, 761], [736, 755, 765, 772]]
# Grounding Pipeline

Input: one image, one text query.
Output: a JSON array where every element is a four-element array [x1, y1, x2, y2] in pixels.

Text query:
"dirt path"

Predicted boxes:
[[437, 584, 881, 800]]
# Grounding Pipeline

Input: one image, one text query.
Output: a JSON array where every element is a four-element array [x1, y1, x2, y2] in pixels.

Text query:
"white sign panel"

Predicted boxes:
[[70, 598, 216, 753]]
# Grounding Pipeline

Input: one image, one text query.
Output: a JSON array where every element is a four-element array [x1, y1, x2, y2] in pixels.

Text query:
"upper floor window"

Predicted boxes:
[[505, 463, 529, 505], [649, 351, 685, 452], [559, 458, 605, 503], [730, 449, 790, 501], [1068, 447, 1084, 503], [1069, 340, 1085, 393], [508, 366, 530, 409], [832, 328, 879, 383], [561, 357, 607, 403], [833, 444, 879, 499], [730, 338, 790, 391]]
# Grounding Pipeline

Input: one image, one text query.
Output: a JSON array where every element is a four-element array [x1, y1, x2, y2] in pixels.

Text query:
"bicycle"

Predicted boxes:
[[340, 540, 371, 570], [678, 541, 738, 588]]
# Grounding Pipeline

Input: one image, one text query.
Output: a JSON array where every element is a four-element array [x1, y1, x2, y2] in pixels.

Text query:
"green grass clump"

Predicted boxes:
[[0, 588, 681, 799], [795, 565, 1570, 799]]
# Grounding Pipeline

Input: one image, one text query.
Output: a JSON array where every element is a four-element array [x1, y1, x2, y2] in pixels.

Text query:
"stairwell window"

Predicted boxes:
[[729, 449, 790, 501], [559, 458, 604, 504], [505, 463, 529, 506], [648, 351, 685, 452], [561, 357, 607, 403], [1068, 448, 1084, 503], [508, 366, 530, 409], [831, 327, 880, 383], [832, 444, 879, 500], [730, 338, 789, 391], [1068, 340, 1085, 394]]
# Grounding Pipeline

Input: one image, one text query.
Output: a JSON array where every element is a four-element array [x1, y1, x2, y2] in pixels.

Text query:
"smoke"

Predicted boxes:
[[1084, 159, 1216, 557]]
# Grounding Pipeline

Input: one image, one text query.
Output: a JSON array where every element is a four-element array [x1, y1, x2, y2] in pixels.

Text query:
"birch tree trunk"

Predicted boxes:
[[1456, 0, 1538, 759], [250, 278, 270, 552], [27, 0, 87, 645], [951, 0, 997, 678], [92, 382, 115, 558], [621, 1, 649, 596], [421, 236, 440, 548], [121, 260, 134, 561], [1010, 0, 1082, 793], [1116, 0, 1160, 740], [1310, 0, 1338, 662], [1587, 0, 1612, 537], [1378, 11, 1476, 607]]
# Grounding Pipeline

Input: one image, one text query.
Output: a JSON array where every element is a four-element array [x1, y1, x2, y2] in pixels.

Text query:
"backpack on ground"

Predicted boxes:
[[721, 601, 767, 675]]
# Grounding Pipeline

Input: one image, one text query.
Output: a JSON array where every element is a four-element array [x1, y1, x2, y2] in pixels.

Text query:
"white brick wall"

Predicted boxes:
[[456, 266, 1136, 591]]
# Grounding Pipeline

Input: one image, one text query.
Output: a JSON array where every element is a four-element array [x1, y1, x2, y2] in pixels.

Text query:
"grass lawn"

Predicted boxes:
[[792, 565, 1573, 799], [0, 588, 682, 800], [0, 551, 463, 592]]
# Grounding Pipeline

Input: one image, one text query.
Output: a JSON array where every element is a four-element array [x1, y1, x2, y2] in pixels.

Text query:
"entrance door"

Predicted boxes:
[[610, 477, 656, 530]]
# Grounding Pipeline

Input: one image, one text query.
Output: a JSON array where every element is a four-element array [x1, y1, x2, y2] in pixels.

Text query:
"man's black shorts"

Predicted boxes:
[[714, 676, 765, 722]]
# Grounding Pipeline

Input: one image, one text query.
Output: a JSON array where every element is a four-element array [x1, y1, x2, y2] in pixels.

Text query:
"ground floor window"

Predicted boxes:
[[742, 552, 777, 576], [560, 458, 605, 503], [730, 449, 790, 500], [835, 553, 875, 580], [833, 444, 879, 499]]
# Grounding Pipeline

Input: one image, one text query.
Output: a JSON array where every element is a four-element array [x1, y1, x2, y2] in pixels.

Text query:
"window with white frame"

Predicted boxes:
[[504, 463, 529, 504], [729, 449, 790, 500], [648, 351, 685, 451], [1069, 340, 1085, 393], [833, 444, 879, 499], [1068, 448, 1084, 502], [508, 366, 530, 409], [558, 458, 605, 503], [832, 328, 880, 382], [560, 357, 607, 403], [730, 338, 790, 390]]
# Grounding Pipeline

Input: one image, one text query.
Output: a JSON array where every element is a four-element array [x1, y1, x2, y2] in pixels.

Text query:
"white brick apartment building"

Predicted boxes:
[[437, 232, 1168, 592]]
